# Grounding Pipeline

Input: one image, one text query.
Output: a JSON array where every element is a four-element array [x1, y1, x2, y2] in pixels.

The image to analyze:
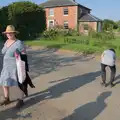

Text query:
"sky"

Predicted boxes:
[[0, 0, 120, 21]]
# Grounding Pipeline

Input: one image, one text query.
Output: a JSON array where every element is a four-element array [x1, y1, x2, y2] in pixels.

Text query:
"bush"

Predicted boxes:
[[106, 44, 117, 49], [42, 29, 58, 40], [118, 27, 120, 32], [62, 29, 79, 36], [82, 48, 96, 55], [42, 27, 80, 40], [89, 30, 115, 41]]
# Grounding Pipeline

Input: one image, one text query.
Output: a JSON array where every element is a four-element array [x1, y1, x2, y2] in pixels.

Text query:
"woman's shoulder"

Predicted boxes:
[[15, 40, 26, 52], [16, 40, 23, 43], [16, 40, 24, 45]]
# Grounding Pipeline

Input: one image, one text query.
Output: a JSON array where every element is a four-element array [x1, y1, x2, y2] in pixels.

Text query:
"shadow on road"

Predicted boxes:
[[7, 70, 100, 120], [112, 74, 120, 86], [0, 47, 94, 80], [24, 71, 101, 108], [0, 107, 32, 120], [27, 48, 94, 79], [62, 91, 112, 120], [0, 70, 101, 120], [0, 47, 98, 120]]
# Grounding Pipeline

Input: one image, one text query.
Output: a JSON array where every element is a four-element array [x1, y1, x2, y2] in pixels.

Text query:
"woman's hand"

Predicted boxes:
[[14, 51, 19, 59]]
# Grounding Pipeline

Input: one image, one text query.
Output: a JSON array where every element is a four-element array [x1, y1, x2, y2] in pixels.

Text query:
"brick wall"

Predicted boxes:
[[79, 22, 97, 33], [45, 6, 78, 29], [89, 22, 97, 31]]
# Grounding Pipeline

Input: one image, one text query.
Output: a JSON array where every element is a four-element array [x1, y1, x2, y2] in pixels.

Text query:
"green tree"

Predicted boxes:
[[116, 20, 120, 26], [103, 19, 118, 31], [0, 6, 10, 41], [116, 20, 120, 31], [0, 6, 10, 32], [0, 1, 46, 40], [8, 1, 46, 40]]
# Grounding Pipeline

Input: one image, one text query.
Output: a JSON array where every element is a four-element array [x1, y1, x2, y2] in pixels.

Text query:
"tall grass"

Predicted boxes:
[[25, 28, 120, 56]]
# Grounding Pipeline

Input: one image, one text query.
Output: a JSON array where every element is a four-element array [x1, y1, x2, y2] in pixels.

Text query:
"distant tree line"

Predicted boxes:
[[103, 19, 120, 31], [0, 1, 46, 40]]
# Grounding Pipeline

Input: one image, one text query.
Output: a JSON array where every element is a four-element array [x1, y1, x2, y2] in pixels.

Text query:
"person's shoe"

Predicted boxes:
[[111, 83, 116, 87], [0, 97, 10, 106], [101, 82, 105, 85], [101, 82, 107, 87], [15, 99, 24, 109]]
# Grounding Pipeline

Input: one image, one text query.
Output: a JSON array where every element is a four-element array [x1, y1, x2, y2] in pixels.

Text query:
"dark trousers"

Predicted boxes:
[[101, 63, 116, 84]]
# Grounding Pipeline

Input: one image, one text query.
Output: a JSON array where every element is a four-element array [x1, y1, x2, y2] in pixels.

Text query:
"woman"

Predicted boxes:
[[0, 25, 32, 108]]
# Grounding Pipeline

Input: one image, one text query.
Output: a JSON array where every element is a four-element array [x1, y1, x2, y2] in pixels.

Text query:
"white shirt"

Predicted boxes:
[[101, 50, 116, 66]]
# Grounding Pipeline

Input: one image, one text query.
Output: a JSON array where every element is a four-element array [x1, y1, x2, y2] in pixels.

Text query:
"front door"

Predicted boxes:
[[48, 20, 54, 29]]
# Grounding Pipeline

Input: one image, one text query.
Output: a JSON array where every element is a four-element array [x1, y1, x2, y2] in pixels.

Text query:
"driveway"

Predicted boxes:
[[0, 47, 120, 120]]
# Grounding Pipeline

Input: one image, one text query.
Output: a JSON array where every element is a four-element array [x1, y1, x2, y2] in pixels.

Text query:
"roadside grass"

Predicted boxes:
[[25, 35, 120, 56]]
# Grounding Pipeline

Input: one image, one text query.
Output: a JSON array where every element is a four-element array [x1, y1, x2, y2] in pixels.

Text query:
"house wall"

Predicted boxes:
[[44, 5, 101, 33], [45, 6, 78, 29], [89, 22, 97, 31], [79, 22, 97, 33]]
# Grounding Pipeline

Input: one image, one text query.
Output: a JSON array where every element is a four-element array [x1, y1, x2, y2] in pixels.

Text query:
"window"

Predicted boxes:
[[63, 8, 68, 15], [83, 24, 89, 30], [49, 8, 54, 16], [48, 20, 54, 28], [64, 21, 69, 29]]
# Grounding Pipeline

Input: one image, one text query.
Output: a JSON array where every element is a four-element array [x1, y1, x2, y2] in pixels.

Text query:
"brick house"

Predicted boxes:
[[40, 0, 102, 33]]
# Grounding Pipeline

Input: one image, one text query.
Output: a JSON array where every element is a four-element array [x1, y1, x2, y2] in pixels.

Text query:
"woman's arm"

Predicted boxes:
[[17, 41, 26, 54], [15, 40, 29, 71], [14, 41, 25, 57], [1, 40, 8, 54]]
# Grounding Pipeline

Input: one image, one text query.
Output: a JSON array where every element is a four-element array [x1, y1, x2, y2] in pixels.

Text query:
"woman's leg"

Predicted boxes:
[[3, 86, 9, 98], [0, 86, 10, 105], [15, 87, 24, 108]]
